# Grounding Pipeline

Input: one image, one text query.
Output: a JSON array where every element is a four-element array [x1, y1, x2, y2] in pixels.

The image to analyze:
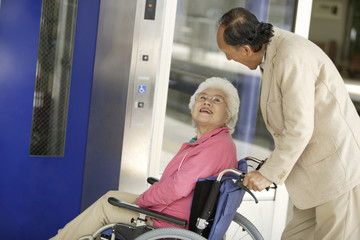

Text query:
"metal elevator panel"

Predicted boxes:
[[119, 0, 166, 194], [82, 0, 171, 209]]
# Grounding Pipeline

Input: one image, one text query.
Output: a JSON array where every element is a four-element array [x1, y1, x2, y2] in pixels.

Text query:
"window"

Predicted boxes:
[[30, 0, 78, 156]]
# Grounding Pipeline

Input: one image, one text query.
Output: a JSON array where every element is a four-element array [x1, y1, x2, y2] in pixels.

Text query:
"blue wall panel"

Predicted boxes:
[[0, 0, 100, 239]]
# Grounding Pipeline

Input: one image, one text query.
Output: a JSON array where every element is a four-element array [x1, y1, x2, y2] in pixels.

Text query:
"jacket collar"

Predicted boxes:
[[260, 27, 281, 124]]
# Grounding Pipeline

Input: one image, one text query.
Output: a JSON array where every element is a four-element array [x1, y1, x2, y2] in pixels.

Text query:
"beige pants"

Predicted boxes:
[[282, 184, 360, 240], [50, 191, 140, 240]]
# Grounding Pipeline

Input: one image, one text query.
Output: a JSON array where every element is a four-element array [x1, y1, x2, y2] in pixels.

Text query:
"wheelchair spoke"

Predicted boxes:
[[225, 213, 264, 240]]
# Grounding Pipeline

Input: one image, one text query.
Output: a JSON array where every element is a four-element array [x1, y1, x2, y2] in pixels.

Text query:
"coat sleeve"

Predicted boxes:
[[136, 139, 236, 208], [259, 50, 316, 185]]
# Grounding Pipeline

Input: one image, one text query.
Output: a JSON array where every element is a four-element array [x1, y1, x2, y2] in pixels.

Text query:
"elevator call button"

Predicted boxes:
[[137, 102, 144, 108], [142, 55, 149, 61]]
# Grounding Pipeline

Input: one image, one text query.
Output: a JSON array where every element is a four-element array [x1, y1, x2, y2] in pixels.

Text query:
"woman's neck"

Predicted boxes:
[[196, 126, 220, 139]]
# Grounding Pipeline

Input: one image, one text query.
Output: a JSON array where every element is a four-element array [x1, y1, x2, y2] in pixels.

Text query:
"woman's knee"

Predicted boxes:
[[95, 190, 120, 210]]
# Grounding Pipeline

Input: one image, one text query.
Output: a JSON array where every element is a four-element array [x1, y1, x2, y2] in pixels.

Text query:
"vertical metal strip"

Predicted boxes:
[[81, 0, 137, 210]]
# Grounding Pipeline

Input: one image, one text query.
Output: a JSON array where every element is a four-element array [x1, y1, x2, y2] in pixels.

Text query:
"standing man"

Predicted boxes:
[[217, 7, 360, 240]]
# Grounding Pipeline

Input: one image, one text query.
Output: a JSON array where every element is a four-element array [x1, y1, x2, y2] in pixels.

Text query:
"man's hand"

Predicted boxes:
[[243, 171, 272, 191]]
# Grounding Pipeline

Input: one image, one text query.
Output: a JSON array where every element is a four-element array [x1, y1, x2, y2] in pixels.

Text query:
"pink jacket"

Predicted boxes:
[[135, 127, 237, 228]]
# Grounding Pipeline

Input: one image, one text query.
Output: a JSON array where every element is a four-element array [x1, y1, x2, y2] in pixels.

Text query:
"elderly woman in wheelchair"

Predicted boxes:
[[51, 77, 241, 240]]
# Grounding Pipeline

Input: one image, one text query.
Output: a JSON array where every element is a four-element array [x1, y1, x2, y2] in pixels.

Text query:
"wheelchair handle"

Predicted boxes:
[[216, 168, 259, 204], [244, 156, 278, 191], [244, 156, 264, 166], [147, 177, 159, 185]]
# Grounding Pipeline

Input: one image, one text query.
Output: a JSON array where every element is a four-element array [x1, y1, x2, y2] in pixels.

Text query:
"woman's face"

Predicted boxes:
[[192, 87, 230, 133]]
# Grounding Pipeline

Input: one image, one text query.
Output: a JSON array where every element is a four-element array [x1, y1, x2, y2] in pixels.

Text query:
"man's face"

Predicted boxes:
[[216, 26, 258, 70]]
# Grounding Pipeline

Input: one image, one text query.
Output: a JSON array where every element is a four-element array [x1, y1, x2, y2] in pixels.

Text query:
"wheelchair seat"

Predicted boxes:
[[90, 158, 250, 240]]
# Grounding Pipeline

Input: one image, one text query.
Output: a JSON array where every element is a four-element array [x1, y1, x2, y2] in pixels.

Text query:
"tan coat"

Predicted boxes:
[[258, 27, 360, 209]]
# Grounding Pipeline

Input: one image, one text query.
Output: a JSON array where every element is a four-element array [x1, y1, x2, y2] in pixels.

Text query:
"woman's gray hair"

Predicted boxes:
[[188, 77, 240, 134]]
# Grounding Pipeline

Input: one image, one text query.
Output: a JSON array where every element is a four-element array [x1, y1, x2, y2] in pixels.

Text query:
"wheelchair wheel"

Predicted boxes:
[[225, 212, 264, 240], [134, 227, 207, 240]]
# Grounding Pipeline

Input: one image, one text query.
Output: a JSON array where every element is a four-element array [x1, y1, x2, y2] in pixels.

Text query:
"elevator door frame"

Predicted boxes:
[[81, 0, 178, 209]]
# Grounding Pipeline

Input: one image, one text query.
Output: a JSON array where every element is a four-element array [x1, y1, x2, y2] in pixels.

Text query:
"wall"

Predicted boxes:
[[308, 0, 349, 64]]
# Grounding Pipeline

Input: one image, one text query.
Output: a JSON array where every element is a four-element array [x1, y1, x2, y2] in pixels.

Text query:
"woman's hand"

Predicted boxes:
[[243, 171, 272, 191]]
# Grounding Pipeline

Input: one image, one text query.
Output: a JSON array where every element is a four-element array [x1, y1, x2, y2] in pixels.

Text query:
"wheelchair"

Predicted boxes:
[[79, 157, 267, 240]]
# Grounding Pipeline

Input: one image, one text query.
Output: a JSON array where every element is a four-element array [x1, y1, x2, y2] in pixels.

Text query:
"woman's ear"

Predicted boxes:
[[225, 115, 231, 124]]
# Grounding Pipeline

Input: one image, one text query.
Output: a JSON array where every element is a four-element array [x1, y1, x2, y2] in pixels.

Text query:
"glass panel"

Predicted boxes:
[[161, 0, 297, 171], [268, 0, 297, 31], [340, 0, 360, 59], [29, 0, 78, 156]]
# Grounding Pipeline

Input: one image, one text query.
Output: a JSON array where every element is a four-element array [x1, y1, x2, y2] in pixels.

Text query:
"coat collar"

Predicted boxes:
[[260, 27, 281, 124]]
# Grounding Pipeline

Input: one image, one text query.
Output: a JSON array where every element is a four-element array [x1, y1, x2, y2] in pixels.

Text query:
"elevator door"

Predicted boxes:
[[0, 0, 100, 238]]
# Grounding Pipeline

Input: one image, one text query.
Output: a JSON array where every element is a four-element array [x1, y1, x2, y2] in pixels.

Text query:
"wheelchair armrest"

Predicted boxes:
[[147, 177, 159, 185], [108, 197, 187, 228]]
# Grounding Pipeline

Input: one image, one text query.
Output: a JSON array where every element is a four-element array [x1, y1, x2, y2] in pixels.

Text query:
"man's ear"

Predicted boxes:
[[242, 45, 254, 56]]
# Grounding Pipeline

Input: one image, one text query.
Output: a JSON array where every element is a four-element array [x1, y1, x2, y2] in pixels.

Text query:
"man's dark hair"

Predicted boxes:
[[218, 7, 274, 52]]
